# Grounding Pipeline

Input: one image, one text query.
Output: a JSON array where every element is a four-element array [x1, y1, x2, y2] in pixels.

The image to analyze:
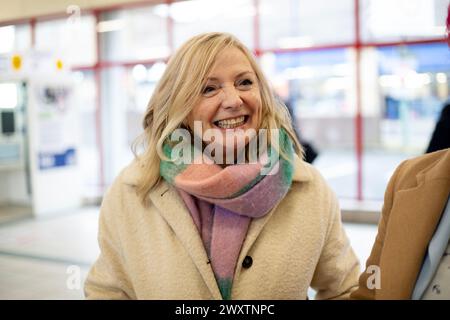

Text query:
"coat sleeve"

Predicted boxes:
[[310, 190, 361, 300], [84, 177, 135, 299], [350, 160, 405, 300]]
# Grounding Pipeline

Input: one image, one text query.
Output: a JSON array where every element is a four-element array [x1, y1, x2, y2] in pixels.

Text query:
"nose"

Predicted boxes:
[[220, 85, 243, 110]]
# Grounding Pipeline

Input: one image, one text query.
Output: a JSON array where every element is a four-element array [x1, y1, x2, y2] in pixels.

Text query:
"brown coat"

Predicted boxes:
[[351, 148, 450, 299]]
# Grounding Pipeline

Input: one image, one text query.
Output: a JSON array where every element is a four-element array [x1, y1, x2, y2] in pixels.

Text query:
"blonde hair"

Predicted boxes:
[[133, 32, 303, 205]]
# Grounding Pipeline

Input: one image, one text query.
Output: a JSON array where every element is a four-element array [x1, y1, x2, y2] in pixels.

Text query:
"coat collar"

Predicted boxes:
[[292, 154, 314, 182], [124, 153, 312, 299], [378, 149, 450, 299]]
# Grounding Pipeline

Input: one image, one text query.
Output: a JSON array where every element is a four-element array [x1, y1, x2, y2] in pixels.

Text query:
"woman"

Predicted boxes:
[[84, 32, 359, 300]]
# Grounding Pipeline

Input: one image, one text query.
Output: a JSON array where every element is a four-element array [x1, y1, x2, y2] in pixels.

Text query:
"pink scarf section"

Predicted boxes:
[[173, 160, 292, 299], [161, 129, 294, 299], [177, 188, 251, 266], [177, 189, 251, 299]]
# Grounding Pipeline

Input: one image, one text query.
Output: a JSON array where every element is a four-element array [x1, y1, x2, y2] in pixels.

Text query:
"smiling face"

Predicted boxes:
[[186, 47, 262, 156]]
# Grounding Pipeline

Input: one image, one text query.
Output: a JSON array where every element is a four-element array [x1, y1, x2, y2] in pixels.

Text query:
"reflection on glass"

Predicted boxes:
[[0, 24, 30, 54], [71, 71, 100, 198], [260, 0, 354, 50], [171, 0, 254, 50], [261, 48, 357, 199], [376, 44, 450, 152], [99, 6, 169, 62], [0, 83, 19, 109], [36, 16, 96, 67], [99, 62, 165, 186], [360, 0, 448, 42], [359, 43, 450, 200]]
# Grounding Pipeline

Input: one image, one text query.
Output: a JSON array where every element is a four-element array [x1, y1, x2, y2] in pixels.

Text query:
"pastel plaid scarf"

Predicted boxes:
[[160, 129, 294, 299]]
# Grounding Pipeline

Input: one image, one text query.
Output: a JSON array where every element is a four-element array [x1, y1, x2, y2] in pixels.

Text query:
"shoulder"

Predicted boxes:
[[401, 149, 449, 175], [117, 158, 146, 186], [291, 154, 335, 196], [287, 154, 339, 214], [98, 158, 154, 231], [102, 158, 145, 207], [441, 103, 450, 118], [391, 148, 450, 190], [278, 155, 340, 241]]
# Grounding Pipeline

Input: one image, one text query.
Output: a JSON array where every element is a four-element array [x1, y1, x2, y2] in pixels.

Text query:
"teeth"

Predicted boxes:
[[216, 116, 246, 129]]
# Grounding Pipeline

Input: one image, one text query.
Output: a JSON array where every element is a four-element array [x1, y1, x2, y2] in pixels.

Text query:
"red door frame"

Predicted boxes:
[[354, 0, 363, 201]]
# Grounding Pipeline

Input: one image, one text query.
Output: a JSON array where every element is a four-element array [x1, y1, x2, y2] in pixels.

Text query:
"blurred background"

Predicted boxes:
[[0, 0, 449, 299]]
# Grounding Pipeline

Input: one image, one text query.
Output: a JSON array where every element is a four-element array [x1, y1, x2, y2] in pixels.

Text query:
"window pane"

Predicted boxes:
[[126, 63, 166, 146], [71, 70, 101, 197], [361, 43, 450, 200], [99, 5, 169, 62], [261, 48, 357, 199], [0, 24, 30, 54], [360, 0, 448, 42], [260, 0, 354, 50], [100, 62, 165, 187], [36, 15, 96, 67], [172, 0, 254, 50]]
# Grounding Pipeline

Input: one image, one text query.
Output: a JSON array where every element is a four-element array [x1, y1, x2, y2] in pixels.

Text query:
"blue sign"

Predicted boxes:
[[378, 43, 450, 74], [275, 48, 347, 71], [38, 147, 76, 170]]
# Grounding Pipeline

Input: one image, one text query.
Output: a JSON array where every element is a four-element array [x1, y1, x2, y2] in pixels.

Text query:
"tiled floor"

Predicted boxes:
[[0, 207, 99, 300], [0, 208, 100, 265], [0, 255, 90, 299], [0, 205, 33, 225], [0, 207, 378, 300]]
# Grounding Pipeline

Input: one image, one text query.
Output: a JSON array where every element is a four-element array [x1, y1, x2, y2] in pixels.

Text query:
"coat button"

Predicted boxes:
[[242, 256, 253, 269]]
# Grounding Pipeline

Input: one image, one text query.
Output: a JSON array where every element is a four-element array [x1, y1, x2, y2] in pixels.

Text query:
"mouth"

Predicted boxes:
[[213, 115, 249, 129]]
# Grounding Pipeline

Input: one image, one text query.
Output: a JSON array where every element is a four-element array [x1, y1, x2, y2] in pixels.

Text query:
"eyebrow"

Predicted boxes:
[[206, 71, 255, 81]]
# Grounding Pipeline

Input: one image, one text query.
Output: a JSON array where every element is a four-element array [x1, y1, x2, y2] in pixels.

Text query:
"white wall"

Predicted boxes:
[[0, 169, 30, 205]]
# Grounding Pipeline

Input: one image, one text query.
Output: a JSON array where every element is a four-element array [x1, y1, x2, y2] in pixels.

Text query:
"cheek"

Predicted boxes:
[[246, 92, 262, 121], [246, 90, 261, 111], [190, 102, 207, 120], [189, 101, 217, 125]]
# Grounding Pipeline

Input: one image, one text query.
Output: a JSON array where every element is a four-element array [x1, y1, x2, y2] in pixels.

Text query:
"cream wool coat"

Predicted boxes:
[[84, 155, 360, 299]]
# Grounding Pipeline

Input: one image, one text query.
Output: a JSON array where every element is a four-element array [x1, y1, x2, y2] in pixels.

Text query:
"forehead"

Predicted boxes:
[[208, 47, 254, 76]]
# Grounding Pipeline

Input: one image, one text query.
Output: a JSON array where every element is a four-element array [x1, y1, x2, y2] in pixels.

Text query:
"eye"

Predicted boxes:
[[237, 78, 253, 89], [202, 85, 218, 96]]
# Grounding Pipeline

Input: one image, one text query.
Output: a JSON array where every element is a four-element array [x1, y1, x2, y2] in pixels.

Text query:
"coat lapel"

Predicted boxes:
[[149, 181, 223, 300], [378, 151, 450, 299]]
